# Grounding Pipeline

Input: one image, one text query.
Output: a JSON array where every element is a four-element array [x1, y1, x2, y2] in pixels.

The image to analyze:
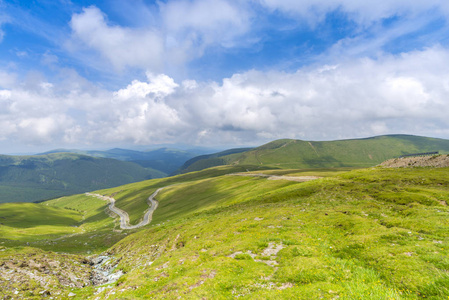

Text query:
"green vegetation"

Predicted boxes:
[[96, 165, 275, 225], [0, 152, 164, 203], [43, 147, 204, 175], [0, 193, 129, 254], [179, 147, 252, 172], [180, 134, 449, 173], [1, 164, 449, 299]]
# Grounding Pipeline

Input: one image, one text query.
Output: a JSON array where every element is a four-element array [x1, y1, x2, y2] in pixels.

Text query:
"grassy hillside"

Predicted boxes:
[[0, 193, 129, 253], [42, 147, 205, 175], [85, 166, 449, 299], [1, 165, 449, 299], [180, 134, 449, 173], [0, 165, 269, 252], [178, 147, 253, 173], [0, 153, 165, 203]]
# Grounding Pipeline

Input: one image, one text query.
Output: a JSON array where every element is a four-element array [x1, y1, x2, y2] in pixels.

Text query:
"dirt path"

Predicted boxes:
[[229, 173, 321, 182], [86, 188, 162, 230]]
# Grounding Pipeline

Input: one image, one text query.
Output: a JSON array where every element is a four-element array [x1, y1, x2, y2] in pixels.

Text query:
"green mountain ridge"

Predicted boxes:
[[0, 152, 165, 203], [180, 134, 449, 173], [40, 147, 205, 175]]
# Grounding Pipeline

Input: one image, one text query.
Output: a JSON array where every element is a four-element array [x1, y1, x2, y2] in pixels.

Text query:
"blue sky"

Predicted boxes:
[[1, 0, 449, 153]]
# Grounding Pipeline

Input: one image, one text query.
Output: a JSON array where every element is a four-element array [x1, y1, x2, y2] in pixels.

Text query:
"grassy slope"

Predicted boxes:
[[0, 153, 165, 203], [1, 165, 449, 299], [0, 165, 268, 252], [182, 135, 449, 172], [0, 193, 129, 253], [86, 167, 449, 300], [96, 165, 274, 225]]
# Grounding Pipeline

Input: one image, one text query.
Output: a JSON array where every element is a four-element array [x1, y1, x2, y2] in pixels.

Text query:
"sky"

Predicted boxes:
[[1, 0, 449, 153]]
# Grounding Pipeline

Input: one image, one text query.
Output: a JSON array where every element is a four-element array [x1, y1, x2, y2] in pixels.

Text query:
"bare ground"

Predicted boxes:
[[380, 155, 449, 168]]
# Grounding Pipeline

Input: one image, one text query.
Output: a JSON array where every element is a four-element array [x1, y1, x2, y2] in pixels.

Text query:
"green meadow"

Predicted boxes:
[[83, 166, 448, 299], [1, 165, 449, 299]]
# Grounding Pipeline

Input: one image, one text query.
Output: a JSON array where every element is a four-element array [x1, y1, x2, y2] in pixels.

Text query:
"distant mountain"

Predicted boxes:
[[178, 135, 449, 172], [178, 147, 254, 174], [40, 147, 204, 175], [0, 153, 165, 203]]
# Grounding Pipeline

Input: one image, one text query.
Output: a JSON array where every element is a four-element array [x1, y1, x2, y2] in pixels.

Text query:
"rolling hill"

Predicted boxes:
[[178, 147, 253, 173], [179, 134, 449, 173], [41, 147, 207, 175], [0, 153, 165, 203]]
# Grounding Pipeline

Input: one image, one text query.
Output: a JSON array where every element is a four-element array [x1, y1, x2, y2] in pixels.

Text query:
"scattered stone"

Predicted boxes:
[[90, 255, 123, 286], [380, 155, 449, 168], [68, 292, 76, 297], [278, 282, 294, 290], [254, 217, 264, 221], [261, 243, 285, 257], [39, 290, 51, 297], [156, 262, 169, 270]]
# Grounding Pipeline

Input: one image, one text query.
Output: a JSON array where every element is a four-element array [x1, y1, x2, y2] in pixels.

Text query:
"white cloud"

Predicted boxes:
[[2, 46, 449, 150], [68, 2, 252, 72], [114, 72, 178, 100], [69, 6, 164, 71]]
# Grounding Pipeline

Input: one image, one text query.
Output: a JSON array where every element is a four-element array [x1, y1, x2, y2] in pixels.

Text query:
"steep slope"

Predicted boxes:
[[0, 153, 165, 203], [180, 134, 449, 172]]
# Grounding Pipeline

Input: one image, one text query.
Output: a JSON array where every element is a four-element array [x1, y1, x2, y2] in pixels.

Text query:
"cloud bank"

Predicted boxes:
[[1, 46, 449, 150]]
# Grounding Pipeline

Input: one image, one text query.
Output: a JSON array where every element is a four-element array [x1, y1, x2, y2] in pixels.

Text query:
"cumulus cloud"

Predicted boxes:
[[114, 72, 178, 100], [68, 1, 252, 72], [2, 46, 449, 150], [69, 6, 164, 71]]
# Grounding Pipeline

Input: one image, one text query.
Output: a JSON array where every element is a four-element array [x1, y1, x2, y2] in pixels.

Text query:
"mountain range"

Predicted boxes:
[[0, 147, 207, 203], [2, 134, 449, 203], [179, 134, 449, 173]]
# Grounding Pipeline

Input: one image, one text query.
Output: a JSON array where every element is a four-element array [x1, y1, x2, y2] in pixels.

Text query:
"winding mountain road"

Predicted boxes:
[[85, 174, 317, 230], [86, 188, 163, 230]]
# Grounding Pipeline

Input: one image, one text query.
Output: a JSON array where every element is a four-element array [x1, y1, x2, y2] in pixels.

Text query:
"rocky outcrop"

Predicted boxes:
[[89, 255, 123, 286], [380, 154, 449, 168], [0, 249, 124, 299]]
